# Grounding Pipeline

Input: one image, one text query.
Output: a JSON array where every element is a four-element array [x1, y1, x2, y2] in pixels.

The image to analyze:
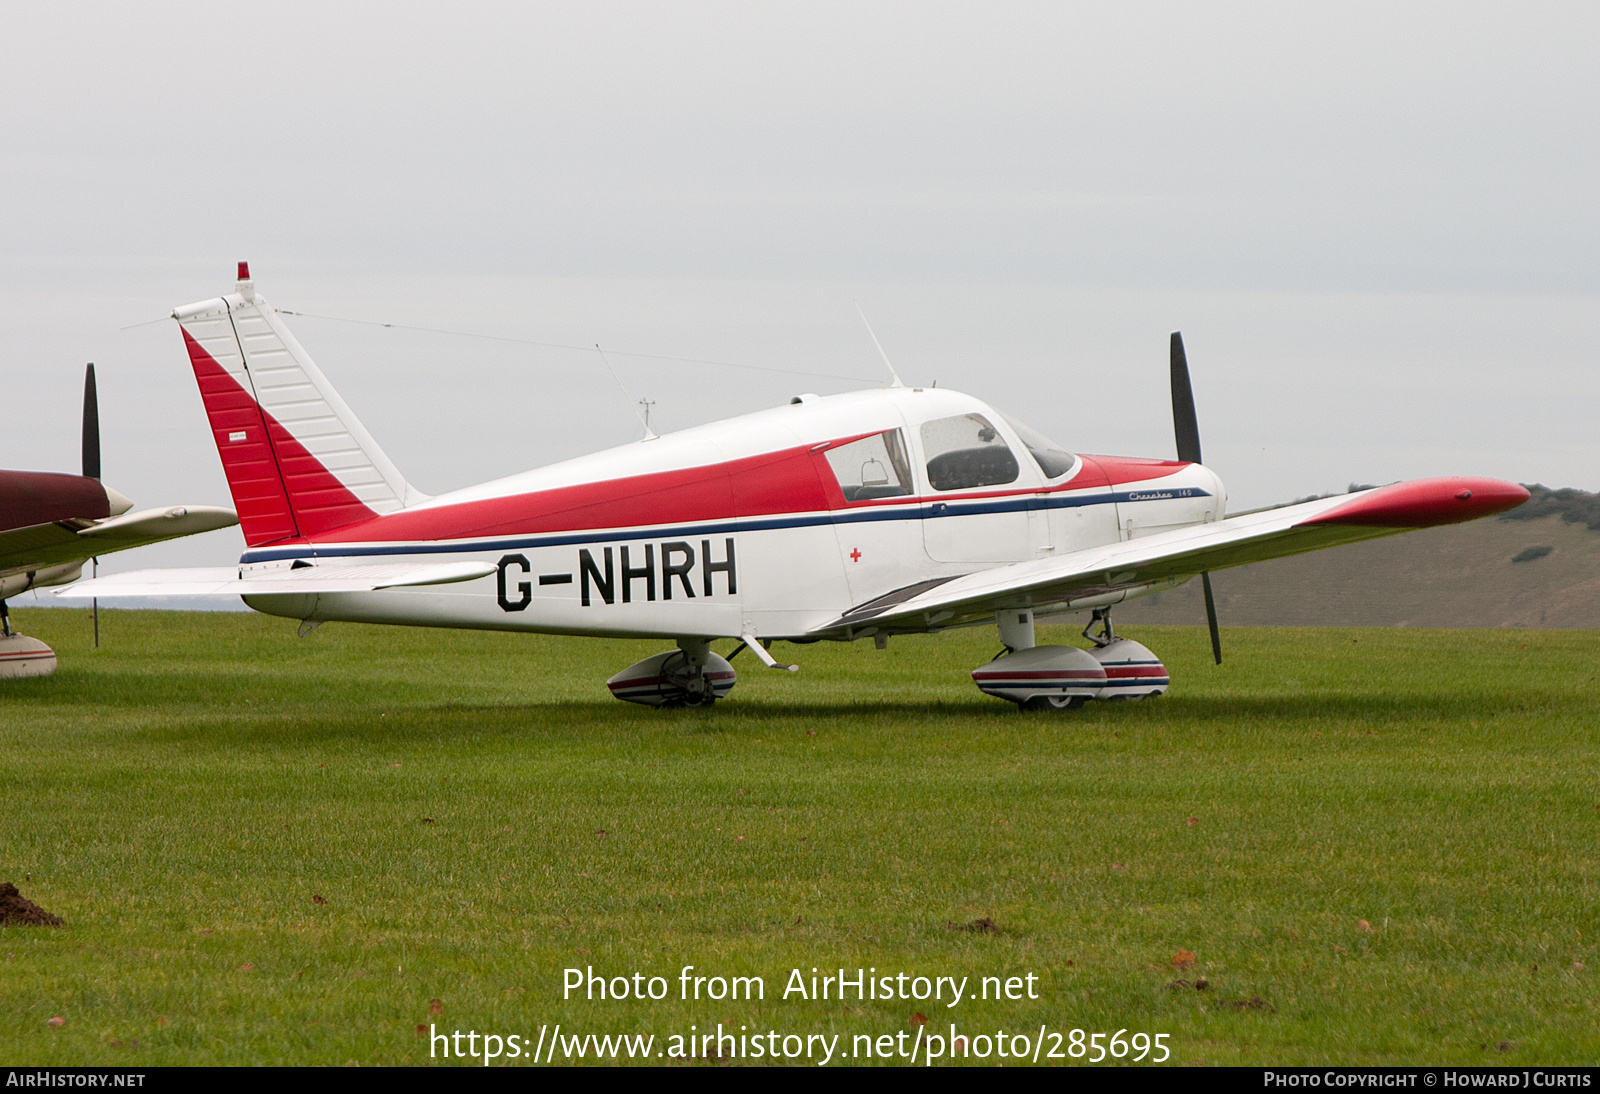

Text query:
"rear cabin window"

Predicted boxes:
[[824, 430, 914, 501], [920, 413, 1019, 491]]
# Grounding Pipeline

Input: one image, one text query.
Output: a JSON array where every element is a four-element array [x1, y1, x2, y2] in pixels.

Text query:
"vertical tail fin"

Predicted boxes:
[[173, 263, 427, 547]]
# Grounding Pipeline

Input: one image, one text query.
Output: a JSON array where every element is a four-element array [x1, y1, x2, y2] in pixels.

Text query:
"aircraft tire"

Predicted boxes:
[[1023, 695, 1087, 712], [665, 659, 718, 709]]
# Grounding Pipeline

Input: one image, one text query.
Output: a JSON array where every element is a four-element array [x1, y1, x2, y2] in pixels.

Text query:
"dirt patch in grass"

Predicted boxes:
[[0, 883, 63, 927], [947, 917, 1003, 934]]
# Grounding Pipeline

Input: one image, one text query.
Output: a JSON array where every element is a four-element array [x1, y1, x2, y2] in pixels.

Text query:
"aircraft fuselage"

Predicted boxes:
[[238, 387, 1223, 641]]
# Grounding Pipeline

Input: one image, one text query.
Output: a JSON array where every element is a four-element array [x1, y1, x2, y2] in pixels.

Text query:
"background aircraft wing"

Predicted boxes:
[[815, 476, 1529, 636], [55, 559, 496, 599], [0, 521, 91, 576], [76, 505, 238, 552], [0, 505, 237, 577]]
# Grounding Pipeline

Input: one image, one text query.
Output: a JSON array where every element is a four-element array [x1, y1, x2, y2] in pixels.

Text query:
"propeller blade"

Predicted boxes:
[[1171, 334, 1221, 663], [81, 363, 100, 481], [1170, 331, 1202, 465], [1201, 571, 1222, 665], [1171, 335, 1216, 658]]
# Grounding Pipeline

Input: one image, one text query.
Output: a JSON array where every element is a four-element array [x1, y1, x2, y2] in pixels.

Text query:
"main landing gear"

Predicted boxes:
[[970, 607, 1169, 712], [607, 632, 802, 708], [606, 638, 738, 707]]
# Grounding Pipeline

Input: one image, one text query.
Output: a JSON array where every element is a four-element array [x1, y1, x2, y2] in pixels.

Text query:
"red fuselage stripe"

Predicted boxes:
[[307, 450, 1191, 547], [185, 327, 1196, 549]]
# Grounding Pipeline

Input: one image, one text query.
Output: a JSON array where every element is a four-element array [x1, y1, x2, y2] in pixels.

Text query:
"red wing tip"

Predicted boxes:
[[237, 261, 250, 281], [1297, 478, 1529, 529]]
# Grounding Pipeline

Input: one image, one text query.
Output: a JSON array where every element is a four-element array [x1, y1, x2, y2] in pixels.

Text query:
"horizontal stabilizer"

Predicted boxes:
[[55, 560, 496, 599]]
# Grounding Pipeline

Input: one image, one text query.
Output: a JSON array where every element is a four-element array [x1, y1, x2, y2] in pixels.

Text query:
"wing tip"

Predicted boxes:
[[1296, 477, 1529, 529]]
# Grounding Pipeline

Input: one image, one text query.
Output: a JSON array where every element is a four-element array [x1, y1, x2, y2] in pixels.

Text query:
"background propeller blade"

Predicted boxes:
[[1170, 332, 1221, 663], [1170, 331, 1202, 465], [81, 363, 100, 481], [1202, 572, 1222, 664], [81, 362, 103, 647]]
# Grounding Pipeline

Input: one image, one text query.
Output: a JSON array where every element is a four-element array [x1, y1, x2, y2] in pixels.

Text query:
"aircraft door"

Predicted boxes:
[[918, 413, 1037, 563], [819, 427, 927, 604]]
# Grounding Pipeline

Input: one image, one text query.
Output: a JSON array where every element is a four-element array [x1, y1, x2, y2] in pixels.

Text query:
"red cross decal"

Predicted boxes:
[[849, 548, 862, 562]]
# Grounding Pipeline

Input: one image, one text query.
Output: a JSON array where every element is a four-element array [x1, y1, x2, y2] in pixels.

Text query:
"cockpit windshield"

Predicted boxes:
[[999, 413, 1077, 479]]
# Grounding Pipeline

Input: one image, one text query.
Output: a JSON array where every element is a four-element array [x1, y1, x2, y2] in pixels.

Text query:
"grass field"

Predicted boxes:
[[1, 608, 1596, 1066]]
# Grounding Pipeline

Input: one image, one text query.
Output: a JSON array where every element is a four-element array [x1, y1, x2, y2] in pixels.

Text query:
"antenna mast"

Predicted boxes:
[[595, 344, 656, 439], [855, 304, 905, 388]]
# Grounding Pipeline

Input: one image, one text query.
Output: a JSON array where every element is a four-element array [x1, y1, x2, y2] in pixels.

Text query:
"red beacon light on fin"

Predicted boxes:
[[235, 261, 256, 303]]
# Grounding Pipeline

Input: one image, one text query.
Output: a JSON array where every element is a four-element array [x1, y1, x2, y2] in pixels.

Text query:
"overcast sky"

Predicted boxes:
[[2, 1, 1597, 582]]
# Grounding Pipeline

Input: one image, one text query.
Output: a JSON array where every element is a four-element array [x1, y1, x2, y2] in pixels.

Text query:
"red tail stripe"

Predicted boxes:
[[183, 330, 376, 547]]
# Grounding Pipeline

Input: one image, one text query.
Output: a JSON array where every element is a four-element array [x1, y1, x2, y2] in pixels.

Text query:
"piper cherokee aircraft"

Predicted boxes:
[[61, 264, 1528, 708], [1, 364, 237, 677]]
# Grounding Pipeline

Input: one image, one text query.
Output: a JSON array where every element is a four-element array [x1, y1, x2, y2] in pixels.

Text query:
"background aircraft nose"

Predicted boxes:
[[103, 484, 134, 516]]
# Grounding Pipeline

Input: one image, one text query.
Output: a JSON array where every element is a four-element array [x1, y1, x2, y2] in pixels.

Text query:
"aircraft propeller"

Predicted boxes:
[[82, 363, 100, 481], [82, 362, 102, 647], [1170, 332, 1222, 665]]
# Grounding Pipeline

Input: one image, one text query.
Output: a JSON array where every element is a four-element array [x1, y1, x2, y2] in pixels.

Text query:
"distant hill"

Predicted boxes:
[[1118, 486, 1600, 629]]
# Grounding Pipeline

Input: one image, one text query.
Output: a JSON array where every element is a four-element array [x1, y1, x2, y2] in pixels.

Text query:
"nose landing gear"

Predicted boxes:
[[972, 606, 1168, 711], [1083, 608, 1170, 700]]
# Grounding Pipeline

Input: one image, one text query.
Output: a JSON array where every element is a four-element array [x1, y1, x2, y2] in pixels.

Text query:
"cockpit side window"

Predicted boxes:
[[823, 429, 914, 501], [919, 414, 1020, 491], [998, 412, 1078, 479]]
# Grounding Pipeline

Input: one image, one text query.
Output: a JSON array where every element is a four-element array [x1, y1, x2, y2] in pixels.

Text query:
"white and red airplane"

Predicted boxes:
[[62, 265, 1529, 708]]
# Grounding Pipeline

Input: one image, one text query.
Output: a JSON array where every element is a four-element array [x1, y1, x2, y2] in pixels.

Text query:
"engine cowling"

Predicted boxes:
[[1088, 638, 1169, 699], [971, 645, 1106, 709], [606, 649, 736, 707]]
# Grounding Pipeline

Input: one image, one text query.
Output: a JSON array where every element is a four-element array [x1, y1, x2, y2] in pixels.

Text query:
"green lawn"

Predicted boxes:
[[1, 608, 1596, 1066]]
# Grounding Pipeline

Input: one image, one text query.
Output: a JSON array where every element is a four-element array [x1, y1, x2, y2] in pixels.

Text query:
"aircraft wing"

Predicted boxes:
[[815, 477, 1529, 636], [0, 505, 238, 578], [54, 559, 496, 599]]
